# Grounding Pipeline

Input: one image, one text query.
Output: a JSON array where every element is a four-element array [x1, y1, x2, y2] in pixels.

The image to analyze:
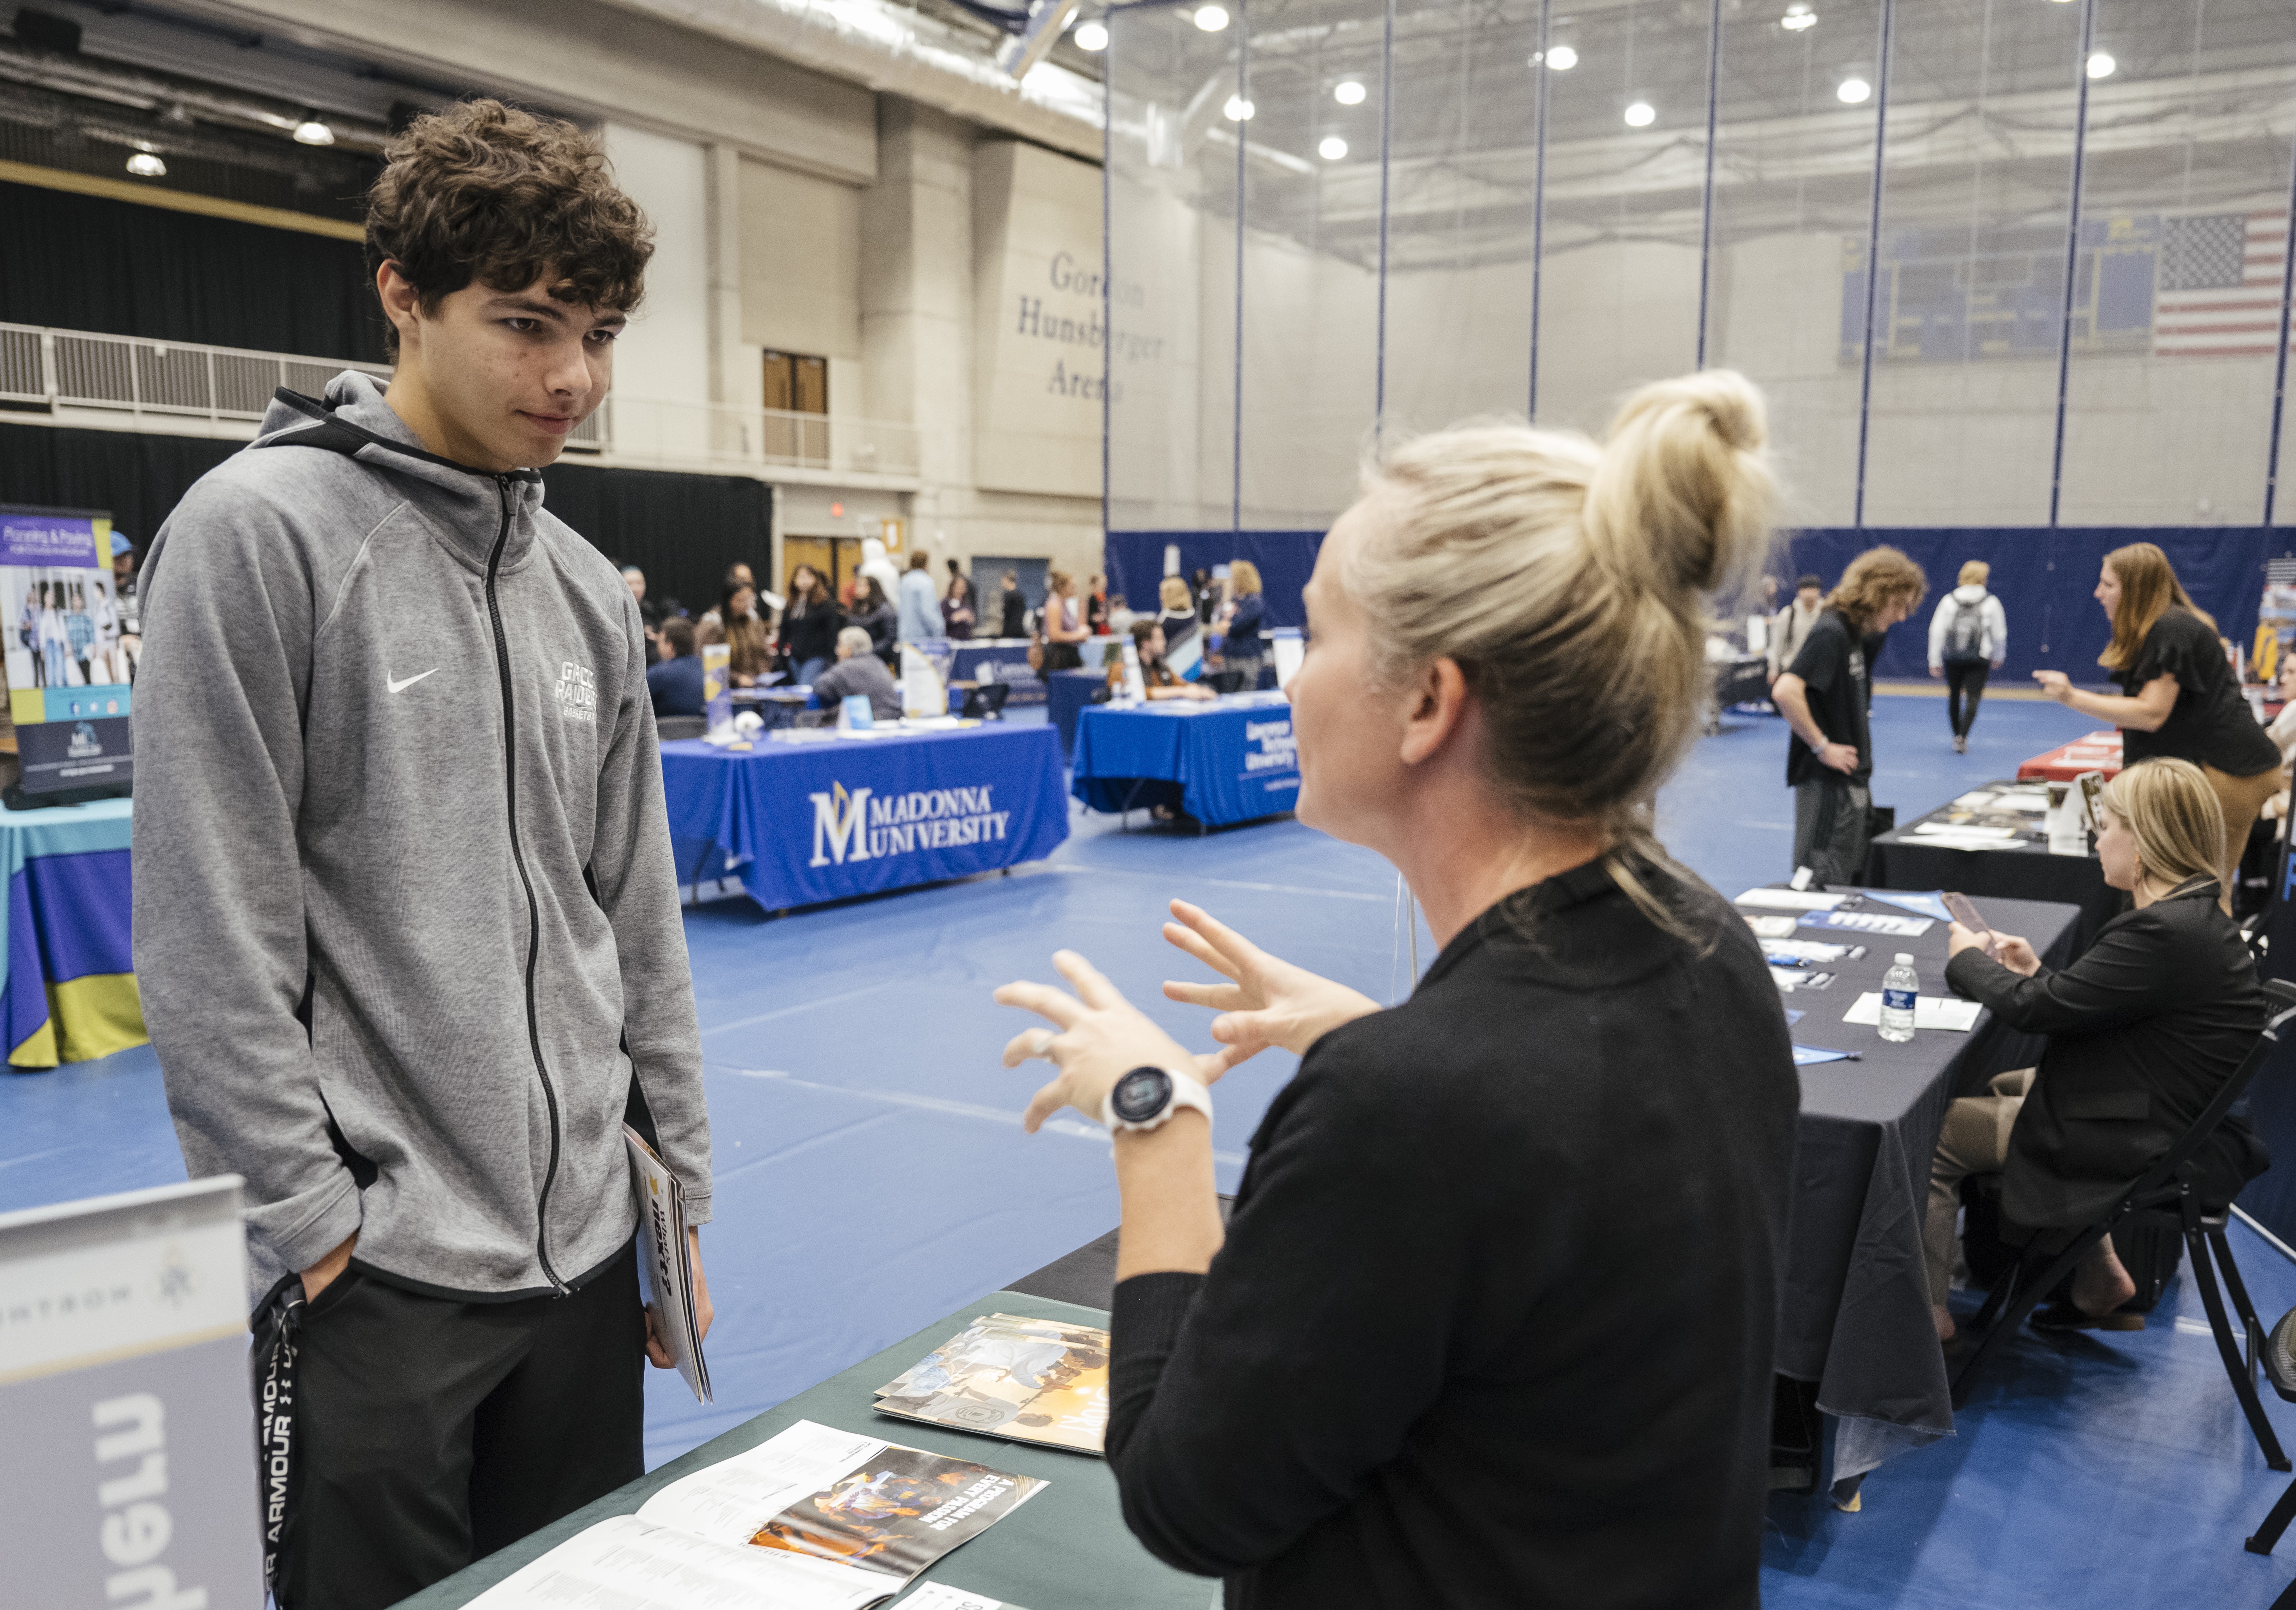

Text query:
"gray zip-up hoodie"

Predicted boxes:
[[133, 371, 712, 1306]]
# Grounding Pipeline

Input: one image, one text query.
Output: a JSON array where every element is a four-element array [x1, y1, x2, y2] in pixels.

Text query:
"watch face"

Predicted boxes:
[[1111, 1066, 1174, 1124]]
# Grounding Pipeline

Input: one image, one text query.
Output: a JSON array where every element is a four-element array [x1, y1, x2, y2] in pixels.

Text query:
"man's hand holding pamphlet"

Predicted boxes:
[[628, 1124, 712, 1403], [465, 1421, 1044, 1610]]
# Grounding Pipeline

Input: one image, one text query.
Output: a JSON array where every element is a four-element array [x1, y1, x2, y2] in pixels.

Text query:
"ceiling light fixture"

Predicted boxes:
[[1542, 44, 1579, 70], [293, 119, 335, 145], [1836, 77, 1871, 103], [1194, 5, 1229, 32], [1223, 93, 1255, 120], [1782, 4, 1815, 32], [1318, 135, 1347, 160], [2086, 51, 2115, 79], [125, 151, 166, 177], [1072, 19, 1107, 50], [1334, 78, 1366, 104], [1624, 100, 1655, 127]]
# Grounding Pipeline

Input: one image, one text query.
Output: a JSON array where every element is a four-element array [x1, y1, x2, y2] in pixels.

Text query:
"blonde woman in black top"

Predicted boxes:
[[990, 372, 1796, 1608], [2035, 541, 2279, 907]]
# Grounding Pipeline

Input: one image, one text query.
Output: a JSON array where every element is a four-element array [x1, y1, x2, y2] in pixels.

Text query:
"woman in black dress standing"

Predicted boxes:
[[989, 370, 1798, 1608], [2035, 541, 2280, 908], [777, 564, 840, 685]]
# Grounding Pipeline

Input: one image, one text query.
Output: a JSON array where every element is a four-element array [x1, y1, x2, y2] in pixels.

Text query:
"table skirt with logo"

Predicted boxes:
[[0, 797, 143, 1069], [658, 726, 1070, 909], [1071, 697, 1301, 827]]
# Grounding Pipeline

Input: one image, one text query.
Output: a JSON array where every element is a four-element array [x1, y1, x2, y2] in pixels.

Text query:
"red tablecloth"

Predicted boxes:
[[2016, 729, 2123, 782]]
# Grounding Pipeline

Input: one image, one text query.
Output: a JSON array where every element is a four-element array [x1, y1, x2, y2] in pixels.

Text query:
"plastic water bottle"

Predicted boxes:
[[1879, 954, 1918, 1043]]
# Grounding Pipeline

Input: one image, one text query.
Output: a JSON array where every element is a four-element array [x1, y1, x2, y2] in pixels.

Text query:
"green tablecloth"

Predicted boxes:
[[396, 1290, 1211, 1610]]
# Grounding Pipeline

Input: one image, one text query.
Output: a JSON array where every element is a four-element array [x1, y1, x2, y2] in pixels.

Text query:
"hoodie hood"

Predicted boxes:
[[254, 371, 547, 577], [1952, 584, 1988, 604]]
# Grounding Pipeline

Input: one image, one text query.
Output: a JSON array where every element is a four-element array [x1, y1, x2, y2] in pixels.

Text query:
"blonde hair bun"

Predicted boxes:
[[1586, 368, 1775, 603]]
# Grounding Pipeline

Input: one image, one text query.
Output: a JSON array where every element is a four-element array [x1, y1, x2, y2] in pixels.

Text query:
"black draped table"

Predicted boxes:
[[1864, 778, 2120, 954]]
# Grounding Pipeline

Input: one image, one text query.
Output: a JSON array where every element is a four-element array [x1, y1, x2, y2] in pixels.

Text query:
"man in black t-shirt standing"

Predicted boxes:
[[1774, 547, 1928, 885]]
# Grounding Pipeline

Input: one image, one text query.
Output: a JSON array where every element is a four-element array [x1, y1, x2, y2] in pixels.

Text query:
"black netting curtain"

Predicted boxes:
[[1105, 0, 2296, 535], [0, 180, 387, 362], [0, 424, 768, 610]]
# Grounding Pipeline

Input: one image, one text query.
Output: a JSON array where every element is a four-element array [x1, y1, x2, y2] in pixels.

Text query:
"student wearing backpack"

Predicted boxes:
[[1928, 560, 2007, 752]]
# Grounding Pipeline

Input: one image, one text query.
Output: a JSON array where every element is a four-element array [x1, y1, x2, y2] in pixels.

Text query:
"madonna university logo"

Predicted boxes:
[[808, 779, 1013, 868]]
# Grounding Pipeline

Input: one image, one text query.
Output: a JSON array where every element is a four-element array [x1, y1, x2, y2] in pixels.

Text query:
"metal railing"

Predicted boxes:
[[0, 324, 922, 480]]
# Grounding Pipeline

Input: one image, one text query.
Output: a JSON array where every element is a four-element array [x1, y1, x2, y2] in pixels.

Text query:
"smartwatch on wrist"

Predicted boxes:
[[1101, 1065, 1214, 1135]]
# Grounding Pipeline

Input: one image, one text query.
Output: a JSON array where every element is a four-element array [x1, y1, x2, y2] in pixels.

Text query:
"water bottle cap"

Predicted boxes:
[[1895, 952, 1914, 964]]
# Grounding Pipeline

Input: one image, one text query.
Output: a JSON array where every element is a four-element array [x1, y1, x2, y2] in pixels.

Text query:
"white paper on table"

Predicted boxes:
[[639, 1421, 892, 1545], [1736, 889, 1847, 911], [897, 1587, 1018, 1610], [1914, 833, 2032, 854], [1800, 909, 1934, 938], [1842, 993, 1983, 1032], [465, 1514, 883, 1610], [1952, 792, 1998, 810], [1910, 823, 2020, 842]]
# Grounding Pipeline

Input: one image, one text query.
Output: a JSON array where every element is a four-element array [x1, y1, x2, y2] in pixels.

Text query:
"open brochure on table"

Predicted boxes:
[[873, 1313, 1111, 1455], [627, 1125, 711, 1405], [468, 1421, 1046, 1610]]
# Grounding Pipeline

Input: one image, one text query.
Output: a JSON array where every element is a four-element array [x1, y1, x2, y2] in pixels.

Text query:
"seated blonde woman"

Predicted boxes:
[[1931, 758, 2271, 1339]]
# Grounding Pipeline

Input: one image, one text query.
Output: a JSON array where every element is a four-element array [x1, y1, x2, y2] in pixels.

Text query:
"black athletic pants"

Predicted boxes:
[[277, 1241, 645, 1610], [1944, 658, 1990, 738]]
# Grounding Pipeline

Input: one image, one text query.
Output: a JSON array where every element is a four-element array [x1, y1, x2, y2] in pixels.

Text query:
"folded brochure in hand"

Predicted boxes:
[[627, 1124, 711, 1405], [466, 1419, 1045, 1609], [874, 1313, 1111, 1455]]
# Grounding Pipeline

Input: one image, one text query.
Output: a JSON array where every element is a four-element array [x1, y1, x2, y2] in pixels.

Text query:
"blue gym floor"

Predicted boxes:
[[10, 690, 2296, 1606]]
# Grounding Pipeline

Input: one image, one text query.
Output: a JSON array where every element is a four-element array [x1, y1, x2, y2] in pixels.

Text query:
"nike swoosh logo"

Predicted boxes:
[[386, 668, 439, 694]]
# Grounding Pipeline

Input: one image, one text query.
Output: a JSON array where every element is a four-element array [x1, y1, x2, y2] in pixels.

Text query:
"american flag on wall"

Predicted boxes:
[[2154, 212, 2293, 358]]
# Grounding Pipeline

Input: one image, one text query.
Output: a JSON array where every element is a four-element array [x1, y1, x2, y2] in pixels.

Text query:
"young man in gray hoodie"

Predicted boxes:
[[132, 100, 713, 1609]]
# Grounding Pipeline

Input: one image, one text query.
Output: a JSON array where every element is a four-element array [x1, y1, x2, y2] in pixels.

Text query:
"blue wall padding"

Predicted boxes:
[[1789, 527, 2288, 682], [1103, 531, 1325, 630]]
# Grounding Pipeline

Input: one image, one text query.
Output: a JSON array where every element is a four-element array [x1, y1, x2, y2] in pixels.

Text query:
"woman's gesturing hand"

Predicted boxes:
[[1160, 899, 1381, 1064], [995, 950, 1239, 1133]]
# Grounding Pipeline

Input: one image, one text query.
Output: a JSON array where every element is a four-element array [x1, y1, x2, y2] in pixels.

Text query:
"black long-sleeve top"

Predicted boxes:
[[1945, 879, 2268, 1227], [778, 599, 842, 667], [1106, 856, 1799, 1609]]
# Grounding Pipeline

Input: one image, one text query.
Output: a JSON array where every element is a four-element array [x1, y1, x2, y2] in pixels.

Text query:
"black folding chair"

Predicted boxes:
[[2246, 1309, 2296, 1575], [1949, 978, 2296, 1477]]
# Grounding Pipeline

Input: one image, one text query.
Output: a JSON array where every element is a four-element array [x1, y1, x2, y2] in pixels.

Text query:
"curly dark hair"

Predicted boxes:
[[365, 99, 653, 352]]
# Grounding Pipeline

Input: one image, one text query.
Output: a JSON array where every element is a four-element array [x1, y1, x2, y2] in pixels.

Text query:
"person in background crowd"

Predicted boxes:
[[698, 563, 752, 631], [1193, 566, 1217, 624], [990, 369, 1793, 1607], [133, 99, 712, 1610], [648, 617, 705, 718], [945, 555, 967, 595], [1118, 618, 1214, 704], [897, 550, 940, 644], [2036, 541, 2282, 912], [942, 573, 978, 641], [2261, 658, 2296, 836], [812, 623, 903, 720], [1767, 574, 1823, 685], [1773, 547, 1928, 885], [1108, 594, 1137, 636], [1221, 559, 1267, 688], [621, 564, 664, 654], [1934, 758, 2268, 1338], [998, 569, 1029, 639], [1928, 560, 2008, 752], [1042, 571, 1090, 671], [778, 564, 840, 686], [848, 575, 899, 665], [859, 536, 901, 603], [697, 578, 772, 688], [1155, 576, 1203, 681], [1086, 573, 1110, 636]]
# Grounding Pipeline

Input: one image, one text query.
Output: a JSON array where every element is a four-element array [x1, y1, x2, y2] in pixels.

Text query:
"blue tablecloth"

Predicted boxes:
[[0, 797, 141, 1068], [1046, 668, 1107, 756], [1071, 696, 1300, 827], [660, 724, 1069, 908]]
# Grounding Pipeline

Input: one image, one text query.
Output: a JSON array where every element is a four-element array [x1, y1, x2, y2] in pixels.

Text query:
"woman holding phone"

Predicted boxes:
[[1930, 758, 2268, 1339], [990, 371, 1797, 1605], [2034, 543, 2279, 908]]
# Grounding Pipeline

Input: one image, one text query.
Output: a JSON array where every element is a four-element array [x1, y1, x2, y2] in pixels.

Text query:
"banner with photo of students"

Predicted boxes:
[[0, 505, 132, 797]]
